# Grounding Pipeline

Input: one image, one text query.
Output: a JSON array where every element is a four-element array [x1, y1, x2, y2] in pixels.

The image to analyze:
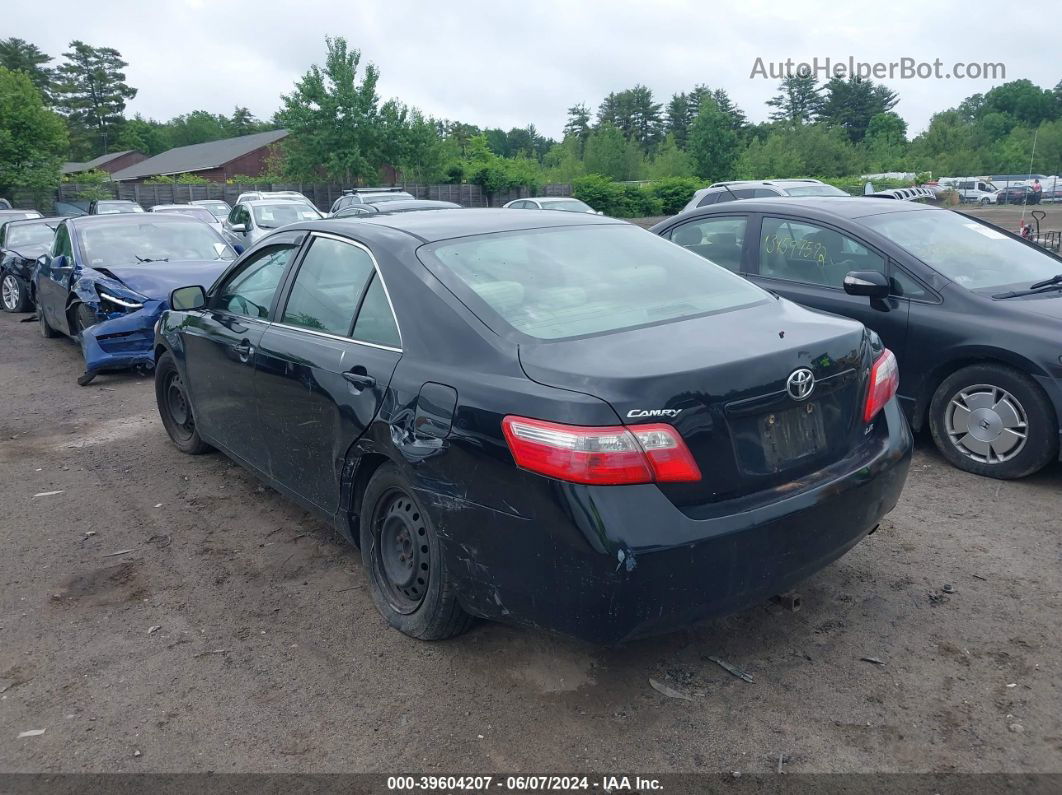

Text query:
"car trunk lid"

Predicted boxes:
[[518, 298, 871, 505]]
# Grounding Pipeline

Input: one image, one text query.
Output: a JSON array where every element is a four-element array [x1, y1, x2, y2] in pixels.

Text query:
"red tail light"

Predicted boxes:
[[864, 348, 899, 423], [501, 416, 701, 485]]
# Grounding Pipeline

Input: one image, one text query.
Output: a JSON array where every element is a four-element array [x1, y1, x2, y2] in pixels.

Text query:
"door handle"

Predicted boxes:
[[233, 341, 254, 362], [343, 371, 376, 390]]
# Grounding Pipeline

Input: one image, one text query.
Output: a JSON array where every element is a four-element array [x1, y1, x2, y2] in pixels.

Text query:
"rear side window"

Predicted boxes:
[[352, 274, 401, 348], [697, 192, 720, 207], [420, 225, 765, 340], [668, 217, 747, 273], [282, 237, 375, 335]]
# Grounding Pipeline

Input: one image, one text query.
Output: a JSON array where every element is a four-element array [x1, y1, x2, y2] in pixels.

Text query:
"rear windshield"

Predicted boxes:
[[252, 203, 322, 228], [419, 224, 766, 340], [155, 207, 216, 223], [539, 199, 594, 213], [783, 185, 849, 197]]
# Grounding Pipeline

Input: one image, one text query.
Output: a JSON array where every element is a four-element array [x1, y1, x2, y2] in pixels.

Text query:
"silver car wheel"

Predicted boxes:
[[2, 274, 20, 311], [945, 383, 1028, 464]]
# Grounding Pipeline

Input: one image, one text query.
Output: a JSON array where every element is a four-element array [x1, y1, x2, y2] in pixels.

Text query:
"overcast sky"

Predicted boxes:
[[6, 0, 1057, 139]]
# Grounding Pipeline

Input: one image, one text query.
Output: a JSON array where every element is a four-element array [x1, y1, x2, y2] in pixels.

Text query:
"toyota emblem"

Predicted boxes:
[[786, 368, 815, 401]]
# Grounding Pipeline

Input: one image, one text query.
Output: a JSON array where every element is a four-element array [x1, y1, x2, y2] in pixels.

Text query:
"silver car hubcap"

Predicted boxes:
[[945, 384, 1028, 464], [1, 275, 19, 310]]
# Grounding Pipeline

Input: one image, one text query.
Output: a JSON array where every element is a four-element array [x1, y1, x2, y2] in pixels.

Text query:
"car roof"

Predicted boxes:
[[301, 208, 624, 243], [70, 212, 206, 228], [522, 196, 585, 202], [151, 204, 207, 210], [242, 198, 317, 207], [371, 200, 462, 213], [191, 199, 229, 204], [2, 216, 63, 228], [675, 196, 942, 221]]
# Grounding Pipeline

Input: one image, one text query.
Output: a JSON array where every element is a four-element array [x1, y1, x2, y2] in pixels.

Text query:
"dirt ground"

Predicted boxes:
[[0, 308, 1060, 775]]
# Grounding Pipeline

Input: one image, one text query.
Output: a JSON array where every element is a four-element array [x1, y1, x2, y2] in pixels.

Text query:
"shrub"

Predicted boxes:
[[573, 175, 664, 218], [647, 177, 704, 215], [144, 173, 211, 185]]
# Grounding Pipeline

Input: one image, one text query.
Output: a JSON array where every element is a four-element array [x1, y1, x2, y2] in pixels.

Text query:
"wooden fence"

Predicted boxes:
[[40, 181, 573, 213]]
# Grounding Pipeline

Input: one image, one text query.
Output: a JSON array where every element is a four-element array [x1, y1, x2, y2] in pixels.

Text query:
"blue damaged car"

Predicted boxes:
[[34, 214, 237, 384]]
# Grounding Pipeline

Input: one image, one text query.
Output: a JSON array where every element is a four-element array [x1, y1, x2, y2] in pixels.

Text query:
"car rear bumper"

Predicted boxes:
[[79, 301, 164, 376], [430, 399, 913, 644]]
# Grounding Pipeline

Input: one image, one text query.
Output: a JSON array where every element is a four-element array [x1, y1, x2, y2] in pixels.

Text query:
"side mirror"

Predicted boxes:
[[170, 285, 207, 311], [230, 223, 246, 233], [843, 271, 890, 299], [53, 255, 68, 269]]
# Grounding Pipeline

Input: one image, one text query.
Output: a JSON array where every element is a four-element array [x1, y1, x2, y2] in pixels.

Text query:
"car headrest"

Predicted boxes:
[[671, 225, 703, 247], [472, 281, 525, 313]]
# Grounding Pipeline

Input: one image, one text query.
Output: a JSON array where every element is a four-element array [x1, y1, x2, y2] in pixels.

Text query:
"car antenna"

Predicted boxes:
[[1020, 128, 1039, 231], [720, 183, 741, 201]]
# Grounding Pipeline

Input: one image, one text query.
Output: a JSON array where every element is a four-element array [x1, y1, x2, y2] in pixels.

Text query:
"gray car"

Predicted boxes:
[[222, 200, 323, 250]]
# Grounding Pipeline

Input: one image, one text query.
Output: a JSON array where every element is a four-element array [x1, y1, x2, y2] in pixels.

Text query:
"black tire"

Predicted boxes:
[[360, 463, 473, 640], [38, 304, 59, 337], [154, 351, 211, 454], [2, 273, 31, 313], [74, 302, 97, 336], [929, 364, 1057, 479]]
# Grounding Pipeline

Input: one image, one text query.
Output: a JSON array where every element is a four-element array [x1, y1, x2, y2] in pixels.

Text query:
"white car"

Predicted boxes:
[[234, 190, 312, 205], [502, 197, 599, 213], [222, 200, 323, 249]]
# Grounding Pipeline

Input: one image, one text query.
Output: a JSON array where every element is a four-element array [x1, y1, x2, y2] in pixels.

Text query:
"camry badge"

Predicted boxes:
[[627, 408, 682, 419], [786, 368, 815, 401]]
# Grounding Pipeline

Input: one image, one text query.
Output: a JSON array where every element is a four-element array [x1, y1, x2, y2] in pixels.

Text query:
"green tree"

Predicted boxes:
[[115, 114, 172, 155], [980, 79, 1058, 126], [0, 38, 54, 100], [818, 76, 898, 143], [687, 98, 738, 180], [766, 72, 822, 124], [0, 67, 67, 200], [228, 106, 260, 136], [54, 40, 137, 157], [646, 134, 694, 179], [276, 36, 382, 183], [597, 85, 663, 153], [167, 110, 230, 147], [583, 123, 643, 180], [863, 111, 908, 171], [563, 103, 592, 155]]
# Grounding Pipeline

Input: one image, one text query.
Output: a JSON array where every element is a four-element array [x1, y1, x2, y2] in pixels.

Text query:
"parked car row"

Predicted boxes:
[[650, 198, 1062, 479], [2, 190, 1055, 645]]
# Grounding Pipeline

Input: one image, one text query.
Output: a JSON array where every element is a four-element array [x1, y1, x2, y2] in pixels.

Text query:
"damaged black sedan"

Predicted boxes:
[[154, 210, 912, 644], [1, 216, 60, 313], [34, 214, 237, 384]]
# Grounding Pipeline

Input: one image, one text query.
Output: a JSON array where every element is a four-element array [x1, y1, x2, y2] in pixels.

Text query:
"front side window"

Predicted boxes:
[[759, 216, 885, 288], [668, 216, 747, 273], [281, 237, 374, 335], [213, 245, 296, 319], [52, 223, 74, 258], [420, 224, 765, 340]]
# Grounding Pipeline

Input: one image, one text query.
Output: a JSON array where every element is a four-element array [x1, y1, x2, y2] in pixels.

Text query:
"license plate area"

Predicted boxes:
[[759, 402, 826, 472]]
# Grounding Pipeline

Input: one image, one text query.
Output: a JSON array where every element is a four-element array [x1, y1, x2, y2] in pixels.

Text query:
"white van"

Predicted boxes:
[[937, 177, 998, 204]]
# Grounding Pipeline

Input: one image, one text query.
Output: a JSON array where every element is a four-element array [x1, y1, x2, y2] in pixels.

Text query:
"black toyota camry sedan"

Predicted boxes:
[[652, 198, 1062, 480], [154, 209, 911, 643]]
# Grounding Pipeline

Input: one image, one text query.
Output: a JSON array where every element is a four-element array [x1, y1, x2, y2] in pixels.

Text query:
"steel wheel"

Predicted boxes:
[[945, 383, 1028, 464], [2, 275, 21, 311], [371, 489, 430, 615], [163, 370, 196, 442]]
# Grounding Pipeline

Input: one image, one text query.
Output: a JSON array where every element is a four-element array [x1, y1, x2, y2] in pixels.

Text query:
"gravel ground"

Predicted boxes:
[[0, 307, 1060, 775]]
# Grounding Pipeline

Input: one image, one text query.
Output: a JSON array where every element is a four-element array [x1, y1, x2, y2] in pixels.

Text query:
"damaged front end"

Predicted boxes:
[[76, 279, 161, 386]]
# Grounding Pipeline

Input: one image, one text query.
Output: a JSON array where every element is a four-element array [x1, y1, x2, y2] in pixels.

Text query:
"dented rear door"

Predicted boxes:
[[254, 233, 402, 513]]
